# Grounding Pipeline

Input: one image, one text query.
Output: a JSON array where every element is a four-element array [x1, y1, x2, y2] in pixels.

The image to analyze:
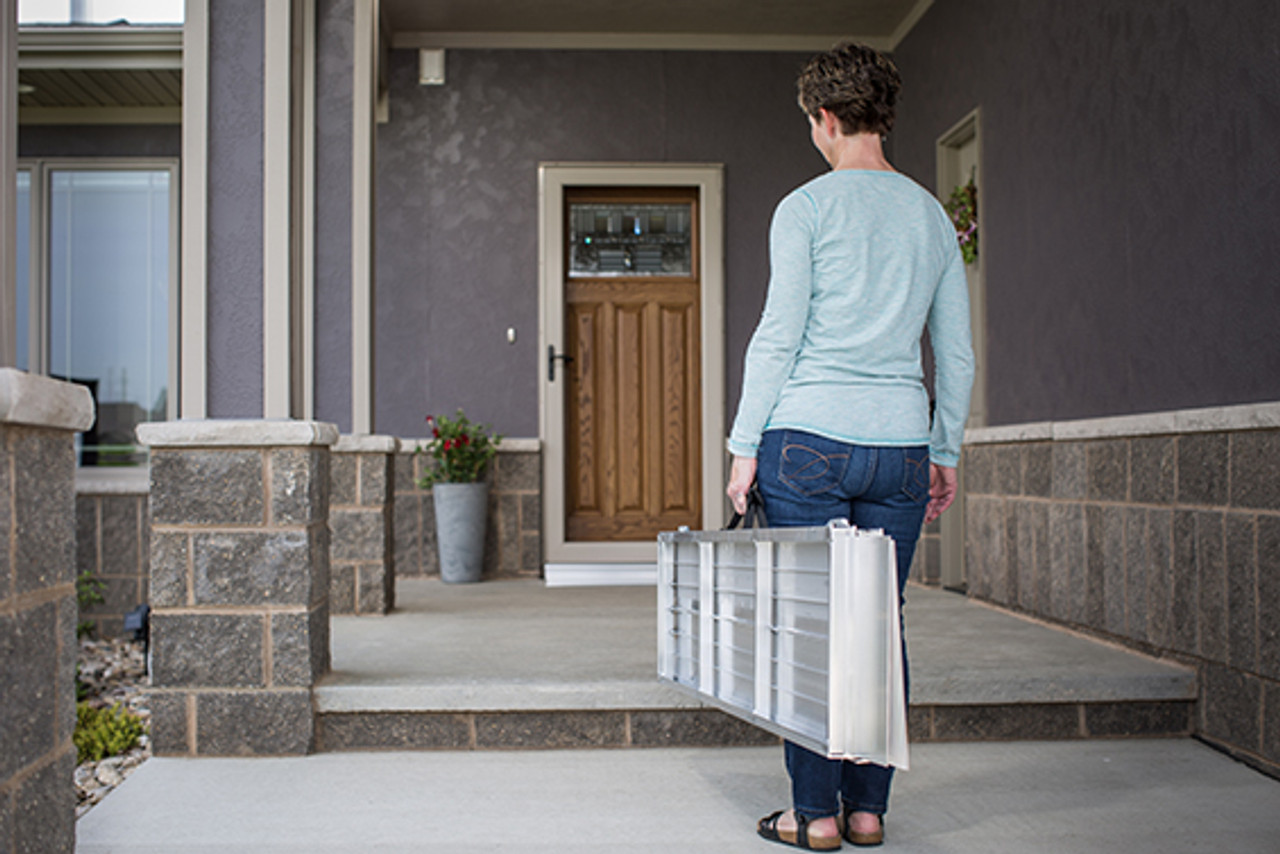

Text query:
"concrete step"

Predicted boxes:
[[314, 578, 1196, 752]]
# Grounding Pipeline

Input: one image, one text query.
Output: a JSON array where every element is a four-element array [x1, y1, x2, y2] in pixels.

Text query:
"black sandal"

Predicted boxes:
[[757, 810, 842, 851]]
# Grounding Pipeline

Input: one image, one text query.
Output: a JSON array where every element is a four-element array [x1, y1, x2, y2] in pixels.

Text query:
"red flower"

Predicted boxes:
[[443, 439, 454, 452], [460, 434, 471, 447]]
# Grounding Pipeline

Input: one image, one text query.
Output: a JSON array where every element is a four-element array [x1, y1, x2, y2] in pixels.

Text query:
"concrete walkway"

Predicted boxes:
[[77, 739, 1280, 853]]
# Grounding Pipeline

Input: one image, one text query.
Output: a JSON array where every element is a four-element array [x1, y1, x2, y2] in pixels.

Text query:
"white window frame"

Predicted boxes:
[[16, 157, 181, 446]]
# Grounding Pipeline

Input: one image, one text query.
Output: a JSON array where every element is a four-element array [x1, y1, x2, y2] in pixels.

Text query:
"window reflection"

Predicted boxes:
[[49, 170, 170, 466]]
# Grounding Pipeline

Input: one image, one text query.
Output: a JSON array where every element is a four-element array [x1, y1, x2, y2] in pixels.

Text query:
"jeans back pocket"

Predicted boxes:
[[777, 432, 850, 497], [901, 448, 931, 503]]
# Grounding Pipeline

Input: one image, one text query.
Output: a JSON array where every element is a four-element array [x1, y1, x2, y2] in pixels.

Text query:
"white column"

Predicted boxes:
[[1, 0, 18, 368], [180, 0, 210, 416], [350, 0, 378, 434], [300, 0, 316, 420], [262, 0, 293, 417]]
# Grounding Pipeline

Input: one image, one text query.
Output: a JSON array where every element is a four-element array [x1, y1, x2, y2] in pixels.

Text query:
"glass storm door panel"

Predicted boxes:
[[48, 169, 171, 465], [563, 187, 702, 542]]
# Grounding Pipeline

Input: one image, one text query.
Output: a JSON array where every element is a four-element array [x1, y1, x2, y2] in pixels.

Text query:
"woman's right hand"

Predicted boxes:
[[726, 455, 758, 515], [925, 464, 958, 524]]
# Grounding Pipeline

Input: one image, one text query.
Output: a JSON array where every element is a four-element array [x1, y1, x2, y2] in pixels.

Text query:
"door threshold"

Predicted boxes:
[[544, 563, 657, 588]]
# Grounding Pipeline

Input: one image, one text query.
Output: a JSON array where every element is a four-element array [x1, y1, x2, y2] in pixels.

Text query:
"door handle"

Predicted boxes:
[[548, 345, 575, 382]]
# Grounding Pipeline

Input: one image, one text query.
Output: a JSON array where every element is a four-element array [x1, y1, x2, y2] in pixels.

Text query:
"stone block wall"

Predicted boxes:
[[962, 404, 1280, 779], [909, 518, 942, 586], [329, 436, 396, 615], [75, 473, 150, 638], [139, 420, 337, 756], [0, 370, 95, 853], [395, 440, 542, 579]]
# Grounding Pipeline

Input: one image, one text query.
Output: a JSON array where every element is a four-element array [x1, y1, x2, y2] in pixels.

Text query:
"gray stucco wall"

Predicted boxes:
[[892, 0, 1280, 425], [205, 0, 265, 418], [374, 49, 821, 438], [18, 124, 180, 158]]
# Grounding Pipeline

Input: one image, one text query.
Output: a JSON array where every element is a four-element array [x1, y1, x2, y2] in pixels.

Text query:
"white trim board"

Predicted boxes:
[[544, 563, 657, 588], [262, 0, 292, 418], [394, 31, 893, 53], [180, 0, 208, 417], [18, 106, 180, 124], [351, 0, 378, 433], [1, 0, 17, 369], [17, 26, 183, 69]]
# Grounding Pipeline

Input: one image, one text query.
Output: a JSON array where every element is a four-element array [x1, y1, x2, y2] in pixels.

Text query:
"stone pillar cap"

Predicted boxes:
[[137, 419, 340, 448], [0, 368, 95, 431], [333, 434, 400, 454]]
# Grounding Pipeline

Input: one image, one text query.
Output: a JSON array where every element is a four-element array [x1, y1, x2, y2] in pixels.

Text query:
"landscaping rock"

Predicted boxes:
[[74, 637, 151, 818]]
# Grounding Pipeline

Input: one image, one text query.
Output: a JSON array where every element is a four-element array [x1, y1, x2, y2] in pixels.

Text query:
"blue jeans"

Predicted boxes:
[[756, 429, 929, 819]]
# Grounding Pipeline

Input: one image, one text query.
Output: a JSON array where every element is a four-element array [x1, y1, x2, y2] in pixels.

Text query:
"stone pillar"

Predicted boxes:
[[138, 419, 338, 756], [0, 369, 95, 853], [329, 435, 396, 615]]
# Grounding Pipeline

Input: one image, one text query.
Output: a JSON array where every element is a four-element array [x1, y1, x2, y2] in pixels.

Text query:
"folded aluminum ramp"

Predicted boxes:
[[657, 521, 908, 768]]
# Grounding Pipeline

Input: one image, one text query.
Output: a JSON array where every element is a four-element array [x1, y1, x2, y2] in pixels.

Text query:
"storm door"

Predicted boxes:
[[561, 187, 703, 542], [539, 163, 724, 579]]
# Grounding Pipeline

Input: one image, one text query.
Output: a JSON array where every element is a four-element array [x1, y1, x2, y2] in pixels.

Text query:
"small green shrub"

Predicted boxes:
[[74, 702, 146, 764], [76, 570, 106, 639]]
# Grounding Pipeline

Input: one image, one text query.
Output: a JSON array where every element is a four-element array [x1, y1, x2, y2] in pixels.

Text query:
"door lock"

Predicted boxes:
[[548, 345, 575, 382]]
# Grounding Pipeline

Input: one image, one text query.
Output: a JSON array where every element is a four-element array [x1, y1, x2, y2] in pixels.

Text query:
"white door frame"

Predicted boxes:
[[538, 162, 726, 567], [936, 110, 985, 591]]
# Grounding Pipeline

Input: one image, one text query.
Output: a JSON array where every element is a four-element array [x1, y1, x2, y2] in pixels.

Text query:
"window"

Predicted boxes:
[[568, 201, 693, 277], [18, 161, 179, 466]]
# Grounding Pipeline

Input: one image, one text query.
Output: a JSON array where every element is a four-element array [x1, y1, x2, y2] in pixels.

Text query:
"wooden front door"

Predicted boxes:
[[562, 187, 702, 542]]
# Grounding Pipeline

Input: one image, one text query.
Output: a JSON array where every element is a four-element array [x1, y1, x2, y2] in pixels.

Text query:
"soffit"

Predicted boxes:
[[17, 26, 182, 109]]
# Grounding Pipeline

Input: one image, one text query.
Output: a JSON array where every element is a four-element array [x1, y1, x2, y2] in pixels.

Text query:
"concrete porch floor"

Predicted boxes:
[[316, 577, 1197, 715]]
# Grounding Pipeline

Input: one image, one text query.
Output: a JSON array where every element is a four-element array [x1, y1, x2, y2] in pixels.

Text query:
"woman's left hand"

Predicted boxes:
[[925, 463, 958, 524], [726, 455, 758, 515]]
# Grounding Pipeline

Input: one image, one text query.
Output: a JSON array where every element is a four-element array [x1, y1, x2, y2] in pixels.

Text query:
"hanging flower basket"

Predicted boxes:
[[944, 175, 978, 265]]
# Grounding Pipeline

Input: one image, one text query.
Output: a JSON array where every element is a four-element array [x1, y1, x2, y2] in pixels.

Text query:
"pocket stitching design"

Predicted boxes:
[[901, 451, 930, 502], [778, 440, 849, 497]]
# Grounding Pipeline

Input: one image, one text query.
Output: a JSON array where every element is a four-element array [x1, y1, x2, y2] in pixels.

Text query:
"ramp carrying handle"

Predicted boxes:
[[725, 482, 768, 530]]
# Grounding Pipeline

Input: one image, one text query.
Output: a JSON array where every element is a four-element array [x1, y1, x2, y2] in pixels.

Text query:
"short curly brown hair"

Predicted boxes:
[[796, 42, 902, 136]]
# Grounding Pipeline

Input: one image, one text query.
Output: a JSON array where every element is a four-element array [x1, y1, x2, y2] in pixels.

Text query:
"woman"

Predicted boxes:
[[726, 43, 974, 850]]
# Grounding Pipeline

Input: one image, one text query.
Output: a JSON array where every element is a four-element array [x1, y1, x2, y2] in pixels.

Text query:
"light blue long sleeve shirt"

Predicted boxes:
[[728, 170, 975, 467]]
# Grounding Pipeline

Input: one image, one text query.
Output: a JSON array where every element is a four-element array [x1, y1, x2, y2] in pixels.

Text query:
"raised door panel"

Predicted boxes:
[[564, 284, 700, 542]]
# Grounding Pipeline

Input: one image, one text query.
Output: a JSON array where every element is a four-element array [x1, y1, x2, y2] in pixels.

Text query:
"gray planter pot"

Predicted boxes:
[[432, 481, 488, 583]]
